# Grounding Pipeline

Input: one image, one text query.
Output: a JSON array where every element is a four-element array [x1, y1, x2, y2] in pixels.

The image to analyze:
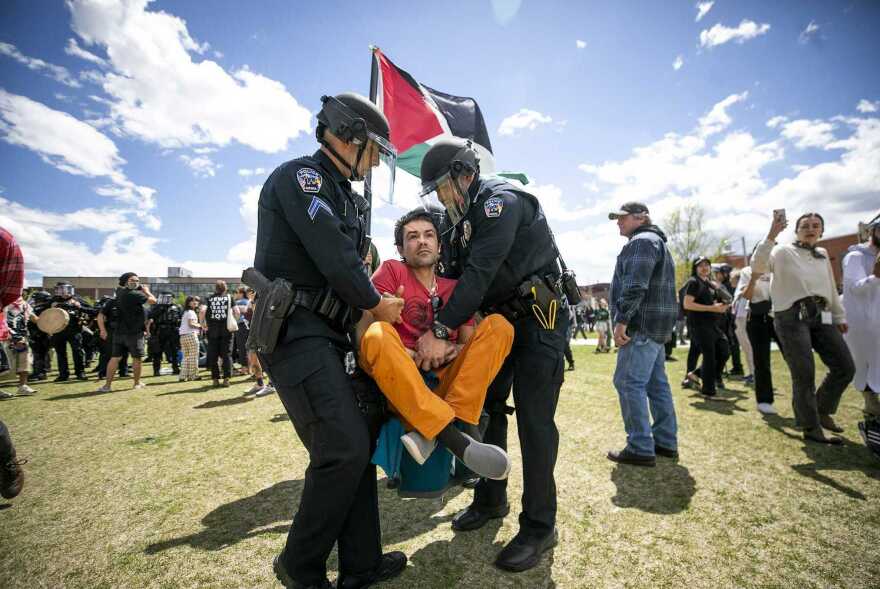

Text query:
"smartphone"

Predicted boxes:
[[773, 208, 786, 224]]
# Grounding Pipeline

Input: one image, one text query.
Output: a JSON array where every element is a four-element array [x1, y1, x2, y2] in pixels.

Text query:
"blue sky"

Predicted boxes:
[[1, 0, 878, 286]]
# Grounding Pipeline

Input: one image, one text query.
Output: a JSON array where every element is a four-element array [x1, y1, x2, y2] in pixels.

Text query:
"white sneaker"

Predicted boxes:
[[17, 384, 36, 396], [400, 431, 437, 465], [245, 383, 264, 395], [98, 384, 112, 393], [757, 403, 777, 415], [132, 382, 147, 390], [255, 385, 276, 398]]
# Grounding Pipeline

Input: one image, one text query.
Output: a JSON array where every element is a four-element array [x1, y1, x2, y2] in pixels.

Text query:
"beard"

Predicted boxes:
[[406, 251, 439, 268]]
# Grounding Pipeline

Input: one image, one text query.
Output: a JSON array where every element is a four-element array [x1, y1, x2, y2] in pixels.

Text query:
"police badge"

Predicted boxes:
[[296, 167, 323, 193]]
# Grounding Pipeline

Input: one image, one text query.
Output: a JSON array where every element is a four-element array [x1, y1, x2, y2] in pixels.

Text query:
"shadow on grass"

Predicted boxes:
[[0, 502, 12, 510], [689, 389, 749, 415], [271, 413, 290, 423], [376, 479, 469, 546], [610, 461, 696, 513], [144, 479, 304, 553], [193, 395, 252, 409], [155, 383, 216, 396], [43, 388, 115, 401]]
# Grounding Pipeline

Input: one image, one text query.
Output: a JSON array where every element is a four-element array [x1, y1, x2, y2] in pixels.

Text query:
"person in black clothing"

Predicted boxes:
[[26, 290, 53, 381], [96, 294, 129, 379], [49, 282, 89, 382], [146, 292, 181, 376], [99, 273, 155, 392], [683, 258, 731, 397], [254, 92, 407, 589], [714, 264, 744, 377], [417, 137, 570, 572], [573, 305, 589, 339], [201, 281, 237, 387]]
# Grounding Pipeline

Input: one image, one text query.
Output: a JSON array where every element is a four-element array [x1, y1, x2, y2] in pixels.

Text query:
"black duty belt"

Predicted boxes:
[[292, 288, 353, 329]]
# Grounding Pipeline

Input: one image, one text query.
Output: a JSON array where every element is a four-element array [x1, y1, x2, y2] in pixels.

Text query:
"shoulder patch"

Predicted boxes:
[[484, 196, 504, 218], [307, 196, 333, 221], [296, 167, 323, 193]]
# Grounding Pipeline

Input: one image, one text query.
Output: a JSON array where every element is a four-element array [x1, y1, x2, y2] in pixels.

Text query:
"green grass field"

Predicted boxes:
[[1, 344, 878, 588]]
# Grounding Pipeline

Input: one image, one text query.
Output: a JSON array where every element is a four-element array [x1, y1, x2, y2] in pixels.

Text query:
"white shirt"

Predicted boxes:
[[179, 309, 200, 335], [752, 240, 846, 324], [842, 242, 880, 391], [732, 266, 773, 318]]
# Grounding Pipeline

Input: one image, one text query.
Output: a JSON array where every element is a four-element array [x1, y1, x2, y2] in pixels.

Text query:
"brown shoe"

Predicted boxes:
[[819, 414, 844, 433], [1, 457, 26, 499]]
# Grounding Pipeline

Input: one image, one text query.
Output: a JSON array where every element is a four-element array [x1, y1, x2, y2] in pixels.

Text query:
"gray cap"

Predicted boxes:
[[608, 201, 649, 220]]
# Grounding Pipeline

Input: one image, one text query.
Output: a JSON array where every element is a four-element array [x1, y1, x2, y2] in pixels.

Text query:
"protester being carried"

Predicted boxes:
[[753, 211, 855, 444], [358, 208, 514, 480], [683, 257, 731, 398], [842, 220, 880, 455]]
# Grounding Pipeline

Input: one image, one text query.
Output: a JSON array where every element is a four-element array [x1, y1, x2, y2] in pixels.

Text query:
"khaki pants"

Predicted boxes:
[[359, 314, 514, 439]]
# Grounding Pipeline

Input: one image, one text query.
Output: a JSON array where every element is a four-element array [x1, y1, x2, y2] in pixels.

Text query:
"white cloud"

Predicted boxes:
[[498, 108, 553, 136], [695, 1, 714, 22], [67, 0, 312, 153], [673, 55, 684, 70], [64, 37, 107, 66], [798, 20, 820, 44], [237, 167, 267, 177], [766, 115, 788, 129], [179, 154, 220, 177], [699, 20, 771, 48], [697, 91, 748, 137], [0, 89, 155, 210], [777, 118, 836, 150], [0, 41, 81, 88], [575, 39, 587, 49], [857, 99, 879, 114]]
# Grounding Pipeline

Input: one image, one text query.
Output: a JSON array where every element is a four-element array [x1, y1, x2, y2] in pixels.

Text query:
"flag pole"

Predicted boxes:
[[364, 45, 380, 235]]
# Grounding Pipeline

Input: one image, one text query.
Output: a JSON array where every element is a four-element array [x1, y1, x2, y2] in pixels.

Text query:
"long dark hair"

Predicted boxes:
[[184, 296, 200, 310]]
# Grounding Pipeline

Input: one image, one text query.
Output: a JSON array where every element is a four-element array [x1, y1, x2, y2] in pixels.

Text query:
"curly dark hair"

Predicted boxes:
[[393, 208, 440, 247]]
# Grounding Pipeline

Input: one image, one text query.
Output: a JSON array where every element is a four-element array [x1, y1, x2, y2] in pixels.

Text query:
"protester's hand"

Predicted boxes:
[[416, 330, 449, 369], [613, 323, 630, 347], [837, 323, 848, 334], [767, 212, 788, 241], [99, 329, 108, 341], [443, 342, 463, 364], [370, 286, 404, 324], [712, 302, 730, 313]]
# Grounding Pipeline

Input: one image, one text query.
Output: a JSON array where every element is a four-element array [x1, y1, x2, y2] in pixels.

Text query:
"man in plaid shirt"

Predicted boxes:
[[0, 226, 26, 499], [607, 203, 679, 467]]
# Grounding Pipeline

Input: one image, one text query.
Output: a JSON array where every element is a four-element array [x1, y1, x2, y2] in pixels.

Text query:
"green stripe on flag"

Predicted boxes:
[[397, 143, 430, 177]]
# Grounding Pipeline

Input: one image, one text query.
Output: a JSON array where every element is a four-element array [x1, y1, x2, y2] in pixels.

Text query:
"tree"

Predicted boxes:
[[662, 202, 731, 286]]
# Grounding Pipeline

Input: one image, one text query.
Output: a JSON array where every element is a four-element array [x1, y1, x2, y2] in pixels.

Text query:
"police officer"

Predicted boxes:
[[50, 282, 88, 381], [147, 292, 181, 376], [255, 92, 406, 589], [26, 290, 53, 381], [416, 137, 571, 572], [97, 293, 129, 379]]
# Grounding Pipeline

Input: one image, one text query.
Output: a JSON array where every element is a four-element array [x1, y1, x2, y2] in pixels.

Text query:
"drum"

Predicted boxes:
[[37, 307, 70, 335]]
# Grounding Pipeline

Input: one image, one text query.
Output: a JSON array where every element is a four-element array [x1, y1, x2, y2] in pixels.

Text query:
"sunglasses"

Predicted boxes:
[[430, 294, 443, 315]]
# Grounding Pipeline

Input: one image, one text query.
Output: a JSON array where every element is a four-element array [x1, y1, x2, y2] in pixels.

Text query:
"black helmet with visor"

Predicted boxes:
[[418, 137, 480, 228]]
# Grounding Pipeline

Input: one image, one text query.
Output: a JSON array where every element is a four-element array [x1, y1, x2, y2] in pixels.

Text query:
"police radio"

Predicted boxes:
[[558, 269, 582, 305]]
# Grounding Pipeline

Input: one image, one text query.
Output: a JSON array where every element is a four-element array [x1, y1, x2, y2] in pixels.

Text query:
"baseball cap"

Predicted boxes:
[[608, 202, 649, 220]]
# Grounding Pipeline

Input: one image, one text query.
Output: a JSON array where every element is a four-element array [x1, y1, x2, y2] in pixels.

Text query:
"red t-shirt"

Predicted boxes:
[[371, 259, 474, 349]]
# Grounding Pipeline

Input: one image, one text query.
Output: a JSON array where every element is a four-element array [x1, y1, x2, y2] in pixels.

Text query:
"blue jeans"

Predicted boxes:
[[612, 334, 678, 456]]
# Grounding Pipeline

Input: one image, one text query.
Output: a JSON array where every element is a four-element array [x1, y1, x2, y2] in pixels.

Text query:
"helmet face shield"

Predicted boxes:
[[157, 293, 174, 305], [419, 171, 469, 227], [366, 131, 397, 204], [55, 284, 74, 298]]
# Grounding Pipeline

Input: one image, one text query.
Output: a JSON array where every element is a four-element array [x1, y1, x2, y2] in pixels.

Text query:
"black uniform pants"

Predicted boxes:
[[52, 330, 85, 378], [686, 321, 701, 374], [150, 331, 180, 375], [260, 337, 381, 586], [574, 322, 588, 339], [98, 333, 128, 378], [206, 330, 232, 380], [726, 316, 743, 373], [746, 313, 777, 404], [30, 336, 51, 377], [691, 322, 729, 396], [474, 308, 568, 538]]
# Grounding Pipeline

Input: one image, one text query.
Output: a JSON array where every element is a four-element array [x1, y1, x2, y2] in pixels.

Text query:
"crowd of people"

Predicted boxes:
[[2, 89, 878, 588]]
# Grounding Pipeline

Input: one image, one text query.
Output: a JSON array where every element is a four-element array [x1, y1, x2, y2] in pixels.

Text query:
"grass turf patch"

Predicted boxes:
[[1, 345, 878, 588]]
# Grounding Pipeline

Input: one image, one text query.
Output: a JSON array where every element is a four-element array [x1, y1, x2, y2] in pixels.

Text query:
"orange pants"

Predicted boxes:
[[359, 314, 514, 440]]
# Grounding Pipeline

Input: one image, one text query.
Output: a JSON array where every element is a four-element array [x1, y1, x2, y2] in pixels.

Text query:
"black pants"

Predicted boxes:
[[774, 305, 855, 431], [0, 420, 15, 463], [563, 340, 574, 366], [746, 313, 777, 404], [726, 317, 743, 373], [150, 332, 180, 375], [686, 324, 701, 374], [474, 308, 568, 538], [30, 335, 51, 377], [691, 321, 729, 396], [235, 324, 250, 367], [574, 322, 588, 339], [260, 337, 381, 586], [52, 330, 85, 378], [206, 330, 232, 380], [97, 333, 128, 378]]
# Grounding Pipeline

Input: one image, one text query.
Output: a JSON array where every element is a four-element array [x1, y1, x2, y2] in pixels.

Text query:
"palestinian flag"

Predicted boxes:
[[369, 47, 527, 204]]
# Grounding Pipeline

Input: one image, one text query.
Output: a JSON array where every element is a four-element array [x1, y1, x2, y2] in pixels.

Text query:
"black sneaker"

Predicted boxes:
[[272, 555, 330, 589], [606, 448, 655, 467], [53, 376, 69, 382]]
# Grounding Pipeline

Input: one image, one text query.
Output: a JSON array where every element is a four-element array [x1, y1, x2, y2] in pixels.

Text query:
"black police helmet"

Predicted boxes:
[[419, 137, 479, 185], [316, 92, 390, 145]]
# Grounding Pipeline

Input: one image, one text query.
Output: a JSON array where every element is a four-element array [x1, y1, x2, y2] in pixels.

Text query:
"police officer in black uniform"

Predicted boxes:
[[50, 282, 89, 381], [27, 290, 53, 381], [146, 292, 181, 376], [416, 137, 571, 572], [97, 293, 129, 379], [255, 92, 406, 589]]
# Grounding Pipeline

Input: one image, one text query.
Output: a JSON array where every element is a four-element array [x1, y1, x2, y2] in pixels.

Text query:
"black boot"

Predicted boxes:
[[451, 502, 510, 531], [494, 528, 558, 572], [337, 552, 407, 589]]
